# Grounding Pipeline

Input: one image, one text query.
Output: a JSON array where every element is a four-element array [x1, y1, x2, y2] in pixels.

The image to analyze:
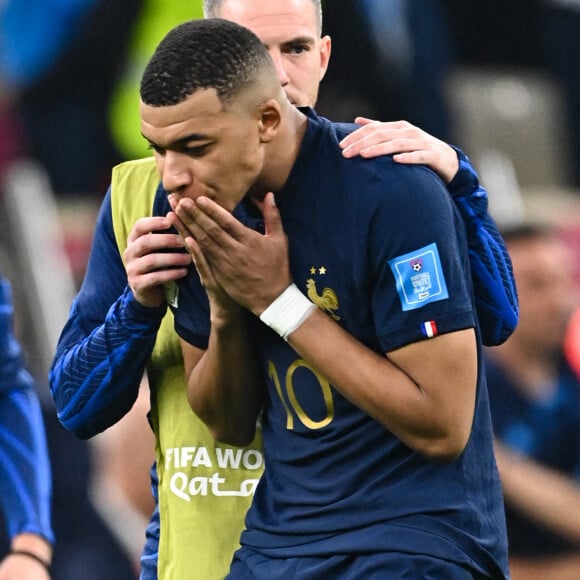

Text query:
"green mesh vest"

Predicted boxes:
[[111, 158, 263, 579]]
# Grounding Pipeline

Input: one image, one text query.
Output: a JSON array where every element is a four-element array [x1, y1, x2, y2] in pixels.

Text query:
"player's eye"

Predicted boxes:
[[185, 144, 211, 157], [286, 42, 310, 55]]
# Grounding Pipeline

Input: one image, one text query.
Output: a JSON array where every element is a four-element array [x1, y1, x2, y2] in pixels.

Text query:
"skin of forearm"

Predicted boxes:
[[495, 443, 580, 544], [184, 312, 264, 446], [286, 310, 477, 461]]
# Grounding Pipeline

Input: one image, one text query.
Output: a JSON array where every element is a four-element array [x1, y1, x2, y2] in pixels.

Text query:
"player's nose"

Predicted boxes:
[[161, 152, 192, 193]]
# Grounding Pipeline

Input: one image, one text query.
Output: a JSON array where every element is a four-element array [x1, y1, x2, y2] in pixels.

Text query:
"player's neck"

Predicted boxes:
[[250, 105, 308, 198]]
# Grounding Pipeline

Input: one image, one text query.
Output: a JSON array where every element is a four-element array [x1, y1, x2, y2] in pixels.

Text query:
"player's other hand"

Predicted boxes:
[[124, 215, 192, 308], [339, 118, 459, 184]]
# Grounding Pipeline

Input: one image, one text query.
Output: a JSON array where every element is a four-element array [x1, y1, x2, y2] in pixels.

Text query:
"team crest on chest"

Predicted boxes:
[[305, 266, 340, 320]]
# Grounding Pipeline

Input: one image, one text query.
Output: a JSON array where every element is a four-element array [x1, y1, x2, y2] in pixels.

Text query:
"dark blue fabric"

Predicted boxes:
[[49, 190, 165, 438], [487, 353, 580, 557], [448, 147, 518, 346], [0, 275, 53, 545]]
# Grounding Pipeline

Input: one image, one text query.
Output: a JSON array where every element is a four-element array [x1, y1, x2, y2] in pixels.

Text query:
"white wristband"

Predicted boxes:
[[259, 283, 317, 341]]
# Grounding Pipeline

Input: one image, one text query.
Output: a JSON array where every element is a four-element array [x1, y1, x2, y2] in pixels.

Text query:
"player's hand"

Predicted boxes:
[[124, 215, 192, 308], [167, 195, 241, 322], [339, 118, 459, 184], [172, 192, 291, 316]]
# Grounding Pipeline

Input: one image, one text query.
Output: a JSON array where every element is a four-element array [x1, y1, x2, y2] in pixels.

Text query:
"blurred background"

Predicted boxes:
[[1, 0, 579, 577]]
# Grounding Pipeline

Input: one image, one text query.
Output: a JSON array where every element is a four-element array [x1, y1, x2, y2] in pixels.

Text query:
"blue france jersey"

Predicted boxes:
[[173, 109, 509, 577]]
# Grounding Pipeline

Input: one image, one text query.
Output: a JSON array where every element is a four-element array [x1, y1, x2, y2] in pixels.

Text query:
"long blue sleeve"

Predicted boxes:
[[49, 191, 165, 439], [0, 275, 54, 544], [448, 147, 519, 346]]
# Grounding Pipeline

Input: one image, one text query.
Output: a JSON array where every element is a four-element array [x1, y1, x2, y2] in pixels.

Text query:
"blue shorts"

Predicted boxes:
[[227, 548, 488, 579]]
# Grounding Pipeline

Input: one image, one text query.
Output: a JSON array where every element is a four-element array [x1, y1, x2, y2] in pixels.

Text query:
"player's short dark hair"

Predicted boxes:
[[140, 18, 275, 107]]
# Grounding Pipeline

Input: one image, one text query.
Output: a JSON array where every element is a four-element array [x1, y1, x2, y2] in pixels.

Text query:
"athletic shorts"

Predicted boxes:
[[227, 548, 490, 579]]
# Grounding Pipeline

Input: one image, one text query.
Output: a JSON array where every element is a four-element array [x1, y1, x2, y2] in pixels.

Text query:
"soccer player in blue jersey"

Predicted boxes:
[[146, 18, 511, 577], [0, 273, 53, 579], [49, 1, 516, 577]]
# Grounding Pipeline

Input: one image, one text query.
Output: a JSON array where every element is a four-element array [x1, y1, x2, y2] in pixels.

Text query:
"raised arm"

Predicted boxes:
[[49, 191, 190, 438], [339, 119, 519, 345], [169, 196, 265, 446]]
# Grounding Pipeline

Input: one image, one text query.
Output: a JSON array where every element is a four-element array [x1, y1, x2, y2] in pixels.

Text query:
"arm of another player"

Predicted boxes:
[[339, 118, 459, 182], [49, 192, 191, 438], [339, 118, 519, 346]]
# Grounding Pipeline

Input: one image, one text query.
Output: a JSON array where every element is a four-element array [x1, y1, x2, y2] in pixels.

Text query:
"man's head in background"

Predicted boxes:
[[203, 0, 330, 107], [501, 223, 579, 357]]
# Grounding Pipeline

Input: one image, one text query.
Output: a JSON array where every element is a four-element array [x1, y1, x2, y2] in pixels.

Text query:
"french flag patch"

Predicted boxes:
[[421, 320, 438, 338]]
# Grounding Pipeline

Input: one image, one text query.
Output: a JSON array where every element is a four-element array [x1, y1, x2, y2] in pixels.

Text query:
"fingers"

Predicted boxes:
[[353, 116, 376, 126], [340, 120, 420, 159], [254, 192, 284, 238], [195, 196, 246, 241], [172, 196, 250, 261], [124, 215, 192, 308], [337, 119, 459, 183], [127, 216, 173, 244], [126, 216, 189, 259], [184, 235, 214, 288]]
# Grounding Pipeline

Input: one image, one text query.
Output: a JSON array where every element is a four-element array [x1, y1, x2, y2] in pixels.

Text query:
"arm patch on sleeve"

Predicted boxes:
[[388, 243, 449, 311]]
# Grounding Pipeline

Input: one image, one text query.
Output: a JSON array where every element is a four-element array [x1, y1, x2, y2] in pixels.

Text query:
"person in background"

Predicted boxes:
[[486, 223, 580, 579], [0, 273, 53, 579], [49, 1, 517, 577], [322, 0, 453, 141]]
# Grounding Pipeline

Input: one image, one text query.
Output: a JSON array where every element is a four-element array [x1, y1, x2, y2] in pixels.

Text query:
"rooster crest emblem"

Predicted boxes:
[[306, 278, 340, 320]]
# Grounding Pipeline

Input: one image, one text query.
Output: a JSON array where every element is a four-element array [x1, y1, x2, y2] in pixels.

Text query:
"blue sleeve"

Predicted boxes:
[[49, 190, 166, 439], [447, 147, 519, 346], [140, 462, 159, 579], [0, 276, 54, 544], [370, 165, 477, 352], [0, 0, 96, 86]]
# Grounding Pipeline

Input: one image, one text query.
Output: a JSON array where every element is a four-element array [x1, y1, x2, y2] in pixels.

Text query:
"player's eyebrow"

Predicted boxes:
[[280, 36, 316, 48], [262, 35, 316, 51], [141, 132, 211, 149]]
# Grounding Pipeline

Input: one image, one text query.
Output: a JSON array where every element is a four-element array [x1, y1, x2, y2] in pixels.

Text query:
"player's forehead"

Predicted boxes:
[[140, 90, 226, 145], [218, 0, 319, 43]]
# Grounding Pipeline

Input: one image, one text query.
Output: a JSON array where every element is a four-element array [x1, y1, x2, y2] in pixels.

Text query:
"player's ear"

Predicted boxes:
[[319, 35, 332, 82], [256, 99, 282, 143]]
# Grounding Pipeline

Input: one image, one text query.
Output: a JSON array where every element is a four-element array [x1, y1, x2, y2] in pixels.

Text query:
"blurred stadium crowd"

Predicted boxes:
[[1, 1, 579, 578]]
